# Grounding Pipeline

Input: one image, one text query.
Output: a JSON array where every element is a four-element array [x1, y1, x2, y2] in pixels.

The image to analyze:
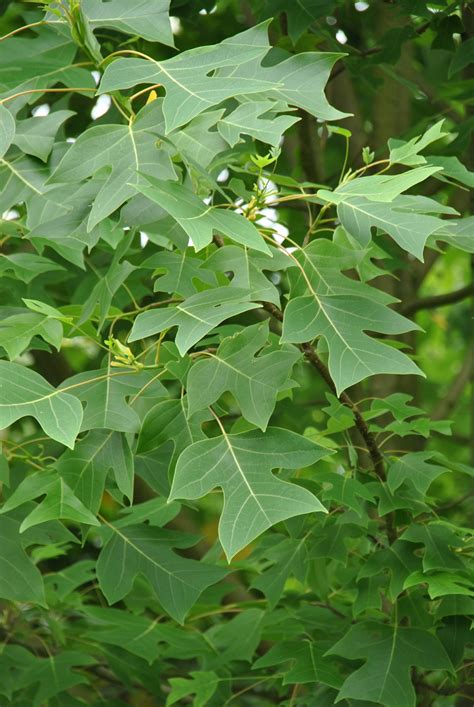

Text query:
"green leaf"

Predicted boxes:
[[404, 571, 473, 599], [320, 167, 442, 202], [0, 516, 45, 605], [80, 246, 135, 330], [100, 25, 346, 132], [0, 311, 63, 359], [60, 369, 166, 433], [18, 651, 95, 707], [401, 522, 467, 573], [328, 623, 453, 707], [218, 100, 299, 147], [145, 249, 218, 298], [281, 240, 422, 394], [170, 427, 328, 560], [425, 155, 474, 187], [115, 497, 180, 528], [187, 322, 300, 430], [50, 102, 176, 230], [137, 397, 209, 471], [96, 524, 227, 623], [0, 104, 15, 158], [358, 540, 421, 600], [0, 27, 95, 100], [205, 244, 292, 306], [354, 576, 385, 616], [257, 0, 335, 44], [389, 121, 448, 165], [0, 470, 100, 532], [251, 534, 309, 607], [314, 470, 376, 517], [166, 671, 219, 707], [0, 361, 83, 448], [169, 109, 228, 168], [254, 638, 343, 688], [0, 154, 48, 214], [22, 298, 72, 322], [336, 195, 447, 260], [129, 287, 261, 356], [82, 606, 166, 661], [13, 110, 74, 162], [27, 182, 122, 267], [228, 47, 348, 122], [82, 0, 174, 45], [388, 452, 450, 497], [433, 215, 474, 253], [0, 253, 64, 283], [99, 24, 277, 133], [134, 174, 270, 253], [56, 430, 134, 511], [0, 645, 37, 701], [206, 608, 264, 666], [449, 37, 474, 76]]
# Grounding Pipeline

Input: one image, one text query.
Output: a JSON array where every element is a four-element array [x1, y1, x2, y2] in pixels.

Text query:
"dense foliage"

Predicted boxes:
[[0, 1, 473, 705]]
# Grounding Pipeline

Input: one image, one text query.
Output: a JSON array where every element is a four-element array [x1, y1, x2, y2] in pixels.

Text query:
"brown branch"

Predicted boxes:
[[262, 305, 386, 481], [262, 302, 396, 545], [401, 283, 473, 316]]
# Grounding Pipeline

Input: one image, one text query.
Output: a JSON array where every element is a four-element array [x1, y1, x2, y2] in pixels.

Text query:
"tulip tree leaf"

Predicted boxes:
[[0, 516, 45, 605], [56, 430, 134, 511], [328, 623, 453, 707], [0, 470, 100, 532], [0, 311, 63, 360], [137, 397, 209, 471], [401, 523, 466, 573], [170, 427, 329, 560], [186, 322, 300, 430], [389, 120, 448, 165], [218, 100, 299, 147], [0, 5, 471, 704], [0, 105, 15, 158], [336, 196, 447, 260], [0, 26, 95, 100], [50, 102, 176, 230], [144, 250, 218, 298], [319, 166, 441, 203], [82, 0, 174, 45], [99, 25, 346, 132], [96, 524, 227, 623], [166, 671, 219, 707], [281, 240, 422, 394], [129, 287, 261, 356], [15, 651, 96, 707], [388, 452, 450, 497], [0, 361, 83, 448], [0, 253, 64, 283], [251, 534, 309, 607], [99, 24, 279, 132], [254, 638, 343, 688], [12, 110, 75, 162], [134, 174, 271, 254], [205, 245, 292, 306], [60, 369, 166, 433]]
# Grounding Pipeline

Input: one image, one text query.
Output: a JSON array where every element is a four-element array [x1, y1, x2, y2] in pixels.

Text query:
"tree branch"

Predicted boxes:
[[401, 283, 473, 316], [262, 302, 396, 544], [262, 306, 384, 477]]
